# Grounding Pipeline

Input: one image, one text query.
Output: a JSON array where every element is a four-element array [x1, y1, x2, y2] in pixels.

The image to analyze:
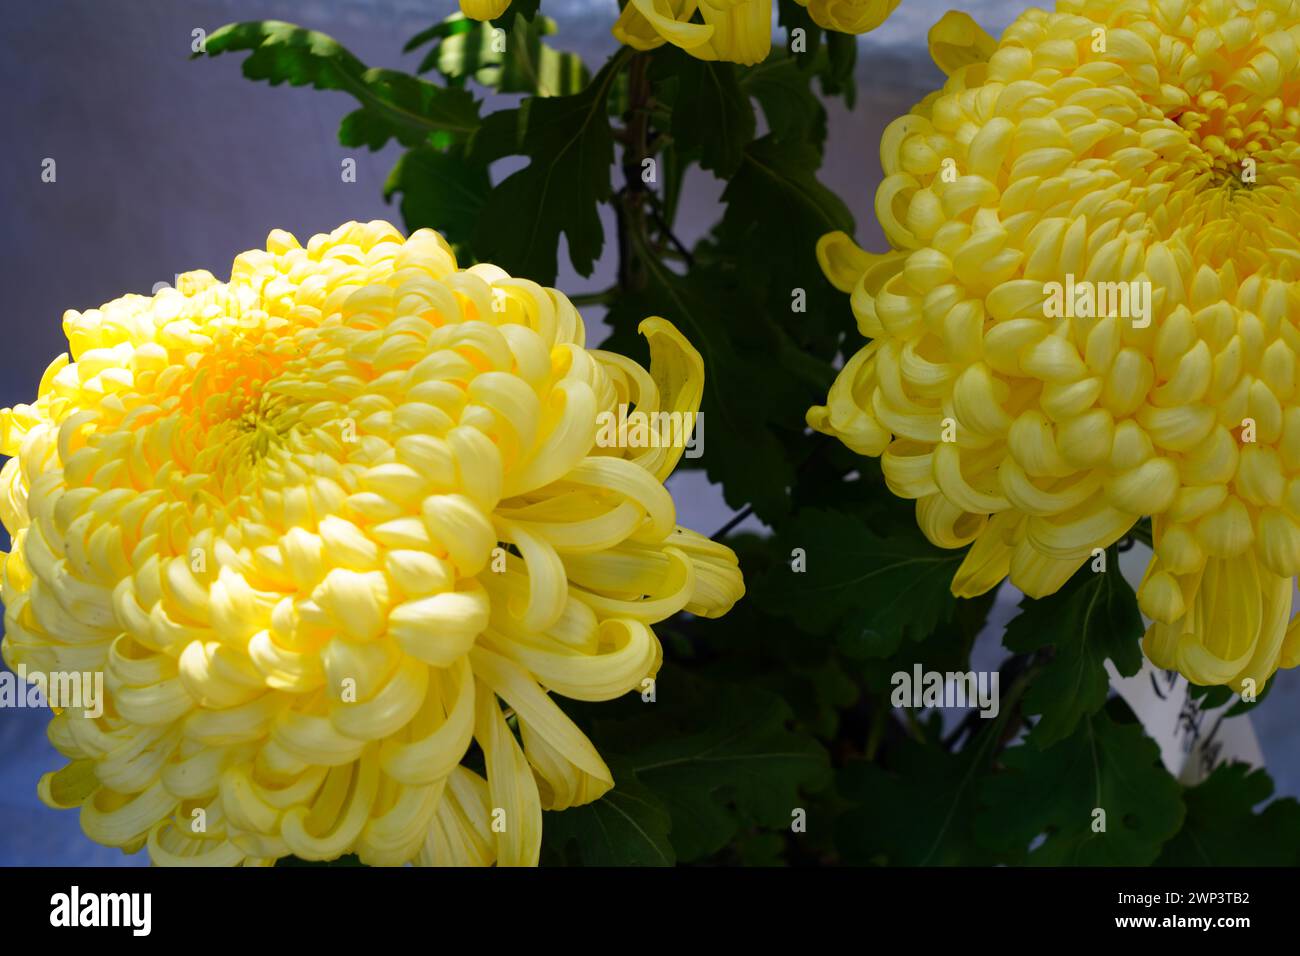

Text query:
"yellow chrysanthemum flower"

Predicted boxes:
[[460, 0, 512, 21], [612, 0, 898, 66], [613, 0, 773, 65], [0, 220, 742, 866], [797, 0, 900, 36], [810, 0, 1300, 689]]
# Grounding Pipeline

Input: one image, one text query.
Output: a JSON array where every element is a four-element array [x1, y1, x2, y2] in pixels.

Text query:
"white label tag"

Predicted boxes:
[[1106, 657, 1262, 784]]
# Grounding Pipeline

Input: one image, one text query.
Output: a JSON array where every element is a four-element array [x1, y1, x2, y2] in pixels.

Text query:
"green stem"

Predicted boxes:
[[615, 52, 653, 296]]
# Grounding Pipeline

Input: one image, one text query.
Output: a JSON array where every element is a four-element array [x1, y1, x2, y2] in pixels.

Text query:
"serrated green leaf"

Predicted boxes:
[[403, 18, 473, 56], [201, 21, 480, 149], [756, 508, 962, 646], [836, 724, 1006, 865], [1156, 763, 1300, 866], [654, 49, 755, 178], [1004, 561, 1144, 747], [542, 763, 674, 866], [820, 29, 858, 107], [384, 145, 490, 252], [741, 56, 828, 148], [472, 49, 629, 283], [722, 135, 853, 247], [715, 135, 854, 355], [592, 674, 831, 862], [465, 107, 525, 165], [683, 578, 860, 739], [855, 601, 994, 697], [977, 707, 1185, 865]]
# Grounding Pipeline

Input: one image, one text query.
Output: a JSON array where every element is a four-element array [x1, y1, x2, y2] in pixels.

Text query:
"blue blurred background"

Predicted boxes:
[[2, 0, 1297, 865]]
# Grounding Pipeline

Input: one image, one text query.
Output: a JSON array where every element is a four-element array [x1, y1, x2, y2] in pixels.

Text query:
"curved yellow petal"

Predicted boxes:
[[927, 11, 997, 76]]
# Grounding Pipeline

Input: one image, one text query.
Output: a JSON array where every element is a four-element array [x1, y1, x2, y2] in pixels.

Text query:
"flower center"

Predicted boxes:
[[1175, 89, 1262, 179]]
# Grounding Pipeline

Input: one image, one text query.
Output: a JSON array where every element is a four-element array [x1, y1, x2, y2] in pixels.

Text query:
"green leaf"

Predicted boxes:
[[465, 107, 526, 165], [820, 29, 858, 107], [776, 0, 823, 73], [1187, 681, 1234, 710], [733, 832, 789, 866], [1225, 675, 1274, 716], [741, 56, 828, 148], [1156, 763, 1300, 866], [977, 706, 1185, 865], [471, 49, 630, 283], [1004, 560, 1144, 747], [756, 508, 963, 649], [383, 145, 490, 252], [403, 19, 472, 57], [201, 21, 480, 149], [604, 255, 802, 518], [542, 762, 675, 866], [424, 13, 589, 97], [772, 0, 856, 106], [715, 134, 854, 355], [682, 570, 861, 739], [590, 672, 831, 862], [603, 249, 837, 518], [654, 49, 756, 178], [405, 0, 542, 56], [491, 0, 542, 31], [851, 584, 998, 697], [837, 721, 1006, 865], [722, 135, 853, 250]]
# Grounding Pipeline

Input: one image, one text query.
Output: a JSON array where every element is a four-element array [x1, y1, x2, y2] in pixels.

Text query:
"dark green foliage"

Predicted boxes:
[[1156, 763, 1300, 866], [544, 668, 831, 864], [383, 145, 490, 251], [543, 761, 675, 866], [412, 13, 589, 97], [758, 508, 963, 648], [202, 21, 480, 149], [653, 49, 755, 177], [978, 705, 1185, 865], [742, 55, 828, 148], [838, 732, 1002, 866], [471, 52, 627, 282], [1003, 558, 1144, 747]]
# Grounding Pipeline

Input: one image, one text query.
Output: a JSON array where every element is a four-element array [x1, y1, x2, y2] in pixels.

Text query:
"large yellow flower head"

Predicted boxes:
[[810, 0, 1300, 690], [0, 220, 742, 866]]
